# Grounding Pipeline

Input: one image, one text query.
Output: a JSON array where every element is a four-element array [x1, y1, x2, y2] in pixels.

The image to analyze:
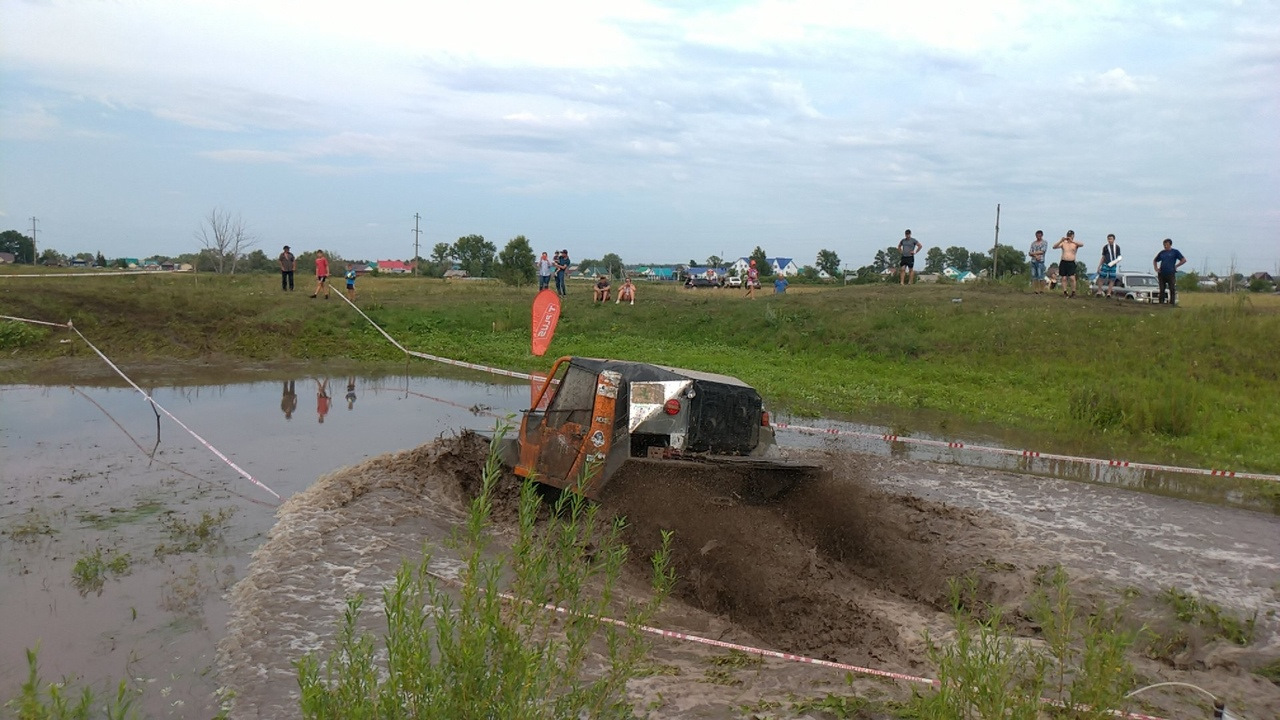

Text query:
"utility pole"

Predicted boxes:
[[412, 213, 422, 275], [30, 216, 38, 264], [992, 204, 1000, 278]]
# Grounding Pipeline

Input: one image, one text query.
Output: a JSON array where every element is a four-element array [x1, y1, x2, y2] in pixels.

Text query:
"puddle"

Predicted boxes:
[[0, 371, 526, 718]]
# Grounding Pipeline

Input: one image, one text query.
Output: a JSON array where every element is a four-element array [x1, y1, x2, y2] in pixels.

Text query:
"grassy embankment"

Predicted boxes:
[[2, 271, 1278, 478]]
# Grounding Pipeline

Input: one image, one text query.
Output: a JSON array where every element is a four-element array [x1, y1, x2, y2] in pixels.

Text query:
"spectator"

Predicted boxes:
[[1052, 230, 1083, 298], [278, 245, 296, 291], [774, 275, 788, 294], [1096, 234, 1121, 298], [1028, 231, 1047, 294], [554, 249, 570, 296], [1153, 238, 1186, 305], [310, 250, 330, 299], [898, 230, 923, 285], [616, 277, 636, 305], [593, 275, 611, 303], [537, 252, 554, 291]]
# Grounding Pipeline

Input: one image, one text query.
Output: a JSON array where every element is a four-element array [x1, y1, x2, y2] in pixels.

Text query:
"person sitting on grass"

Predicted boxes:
[[593, 275, 611, 303], [616, 277, 635, 305]]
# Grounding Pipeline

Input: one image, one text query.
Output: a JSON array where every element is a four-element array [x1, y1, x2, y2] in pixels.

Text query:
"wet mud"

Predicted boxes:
[[218, 435, 1280, 720]]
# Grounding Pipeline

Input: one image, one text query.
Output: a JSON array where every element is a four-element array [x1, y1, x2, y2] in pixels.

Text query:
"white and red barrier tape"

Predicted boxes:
[[418, 569, 1173, 720], [772, 422, 1280, 484], [1, 314, 281, 501]]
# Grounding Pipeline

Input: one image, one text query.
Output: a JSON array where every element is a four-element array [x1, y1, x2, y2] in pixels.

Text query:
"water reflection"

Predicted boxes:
[[315, 378, 330, 424], [281, 380, 297, 420]]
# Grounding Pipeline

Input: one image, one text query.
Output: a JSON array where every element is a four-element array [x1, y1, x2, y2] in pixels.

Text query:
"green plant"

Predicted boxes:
[[295, 425, 675, 718], [8, 510, 56, 541], [154, 508, 233, 556], [1031, 566, 1139, 718], [1161, 587, 1256, 646], [911, 576, 1044, 720], [0, 319, 48, 350], [71, 547, 132, 596], [5, 646, 139, 719]]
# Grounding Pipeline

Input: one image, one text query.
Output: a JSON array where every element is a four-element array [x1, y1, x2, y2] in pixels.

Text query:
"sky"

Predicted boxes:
[[1, 0, 1277, 273]]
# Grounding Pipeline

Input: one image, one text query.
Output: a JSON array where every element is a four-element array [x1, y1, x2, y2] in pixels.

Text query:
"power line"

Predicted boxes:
[[29, 216, 38, 264], [412, 213, 422, 275]]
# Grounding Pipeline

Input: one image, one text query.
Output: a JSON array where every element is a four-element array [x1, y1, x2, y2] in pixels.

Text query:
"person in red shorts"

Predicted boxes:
[[311, 250, 330, 299]]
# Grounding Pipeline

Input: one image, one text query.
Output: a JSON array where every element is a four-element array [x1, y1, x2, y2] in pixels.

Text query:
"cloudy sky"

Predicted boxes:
[[1, 0, 1276, 272]]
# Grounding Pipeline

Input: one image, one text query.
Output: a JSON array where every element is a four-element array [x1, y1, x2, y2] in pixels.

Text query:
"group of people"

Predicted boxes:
[[278, 246, 358, 301], [1030, 231, 1186, 304], [537, 250, 573, 295], [593, 275, 637, 304]]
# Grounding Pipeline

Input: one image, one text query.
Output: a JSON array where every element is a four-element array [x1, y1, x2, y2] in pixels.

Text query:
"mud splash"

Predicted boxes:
[[218, 436, 1280, 720]]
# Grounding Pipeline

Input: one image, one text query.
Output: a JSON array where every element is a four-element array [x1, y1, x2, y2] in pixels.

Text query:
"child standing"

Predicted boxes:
[[345, 265, 357, 300]]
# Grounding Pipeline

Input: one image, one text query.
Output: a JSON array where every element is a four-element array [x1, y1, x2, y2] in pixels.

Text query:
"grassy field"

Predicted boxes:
[[3, 270, 1279, 476]]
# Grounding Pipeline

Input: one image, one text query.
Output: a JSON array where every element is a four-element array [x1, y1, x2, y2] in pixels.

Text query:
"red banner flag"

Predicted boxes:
[[531, 289, 561, 356]]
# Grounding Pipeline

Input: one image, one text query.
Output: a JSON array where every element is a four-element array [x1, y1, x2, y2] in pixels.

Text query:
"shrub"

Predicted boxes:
[[295, 428, 675, 718]]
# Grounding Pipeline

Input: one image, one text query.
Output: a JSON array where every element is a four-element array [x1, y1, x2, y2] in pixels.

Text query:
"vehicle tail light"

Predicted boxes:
[[663, 399, 681, 415], [760, 410, 771, 427]]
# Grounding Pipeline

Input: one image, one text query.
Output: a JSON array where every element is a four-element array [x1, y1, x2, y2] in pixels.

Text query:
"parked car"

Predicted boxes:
[[1090, 271, 1174, 303], [726, 276, 742, 288], [683, 277, 720, 289]]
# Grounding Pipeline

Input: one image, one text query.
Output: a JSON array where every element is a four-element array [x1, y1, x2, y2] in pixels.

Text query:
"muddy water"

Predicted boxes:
[[774, 411, 1280, 514], [0, 372, 525, 717]]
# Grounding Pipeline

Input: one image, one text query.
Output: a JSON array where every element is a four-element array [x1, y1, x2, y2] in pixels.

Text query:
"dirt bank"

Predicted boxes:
[[218, 434, 1280, 719]]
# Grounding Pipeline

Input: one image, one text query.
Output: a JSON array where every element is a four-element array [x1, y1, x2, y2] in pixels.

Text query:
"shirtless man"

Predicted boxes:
[[1052, 230, 1083, 298]]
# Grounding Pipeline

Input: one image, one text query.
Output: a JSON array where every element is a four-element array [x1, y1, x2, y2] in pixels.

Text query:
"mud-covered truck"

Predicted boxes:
[[497, 356, 826, 501]]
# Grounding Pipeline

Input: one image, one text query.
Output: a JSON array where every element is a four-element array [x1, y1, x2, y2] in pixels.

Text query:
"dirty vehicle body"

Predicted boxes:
[[499, 356, 826, 501]]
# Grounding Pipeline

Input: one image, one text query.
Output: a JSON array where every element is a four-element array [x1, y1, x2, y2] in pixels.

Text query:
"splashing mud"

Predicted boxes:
[[218, 436, 1280, 720]]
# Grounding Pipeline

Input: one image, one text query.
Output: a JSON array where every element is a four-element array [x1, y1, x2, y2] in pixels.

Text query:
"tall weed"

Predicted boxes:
[[295, 427, 675, 718]]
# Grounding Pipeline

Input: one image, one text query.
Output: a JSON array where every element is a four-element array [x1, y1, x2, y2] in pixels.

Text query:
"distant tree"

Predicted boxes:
[[114, 257, 128, 269], [815, 249, 840, 277], [601, 253, 624, 278], [72, 252, 94, 263], [850, 265, 882, 284], [38, 248, 64, 265], [800, 265, 820, 280], [942, 246, 971, 273], [990, 245, 1027, 278], [243, 249, 273, 272], [748, 246, 773, 277], [496, 235, 536, 286], [429, 242, 453, 276], [0, 230, 35, 264], [705, 255, 722, 268], [195, 207, 257, 274], [95, 251, 106, 267], [1177, 271, 1200, 293], [873, 246, 902, 272], [578, 258, 600, 275], [689, 258, 698, 267], [451, 234, 496, 277], [1248, 276, 1273, 293], [924, 247, 946, 274]]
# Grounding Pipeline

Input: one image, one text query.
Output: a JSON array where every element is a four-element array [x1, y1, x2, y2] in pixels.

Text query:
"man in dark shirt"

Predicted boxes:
[[1153, 238, 1186, 305], [898, 230, 922, 285], [278, 245, 296, 291]]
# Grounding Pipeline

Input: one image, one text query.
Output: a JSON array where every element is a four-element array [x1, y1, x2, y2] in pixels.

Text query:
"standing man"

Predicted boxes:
[[1096, 234, 1122, 298], [898, 229, 922, 285], [278, 245, 296, 291], [1153, 238, 1186, 305], [311, 250, 330, 299], [537, 251, 554, 291], [554, 249, 570, 296], [1052, 230, 1083, 298], [1028, 231, 1048, 294]]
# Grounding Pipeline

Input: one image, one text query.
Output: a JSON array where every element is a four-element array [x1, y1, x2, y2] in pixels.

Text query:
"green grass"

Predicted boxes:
[[4, 647, 139, 720], [71, 547, 132, 596], [3, 273, 1279, 475], [154, 508, 234, 556]]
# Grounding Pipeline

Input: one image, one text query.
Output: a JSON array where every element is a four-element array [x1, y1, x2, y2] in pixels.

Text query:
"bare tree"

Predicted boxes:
[[195, 208, 257, 274]]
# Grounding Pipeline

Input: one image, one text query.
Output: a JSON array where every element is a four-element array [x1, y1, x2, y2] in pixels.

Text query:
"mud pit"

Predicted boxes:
[[219, 435, 1280, 719]]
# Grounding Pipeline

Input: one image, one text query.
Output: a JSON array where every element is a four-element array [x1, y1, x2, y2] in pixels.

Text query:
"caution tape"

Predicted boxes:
[[0, 315, 281, 501], [418, 569, 1172, 720], [772, 422, 1280, 484], [332, 291, 535, 381]]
